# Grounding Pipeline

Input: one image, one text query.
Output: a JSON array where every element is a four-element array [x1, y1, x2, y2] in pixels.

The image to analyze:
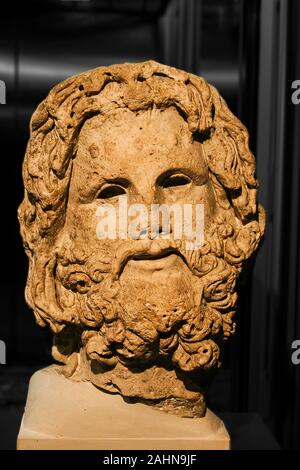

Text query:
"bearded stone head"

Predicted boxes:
[[18, 61, 265, 417]]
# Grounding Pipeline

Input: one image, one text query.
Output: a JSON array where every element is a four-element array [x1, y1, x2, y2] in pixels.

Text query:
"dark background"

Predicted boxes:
[[0, 0, 299, 450]]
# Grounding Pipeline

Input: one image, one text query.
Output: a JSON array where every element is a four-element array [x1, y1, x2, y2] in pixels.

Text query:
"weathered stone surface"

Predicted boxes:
[[18, 60, 265, 418]]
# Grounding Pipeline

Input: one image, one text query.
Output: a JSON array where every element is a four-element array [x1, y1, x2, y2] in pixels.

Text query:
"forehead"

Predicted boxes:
[[75, 107, 206, 176]]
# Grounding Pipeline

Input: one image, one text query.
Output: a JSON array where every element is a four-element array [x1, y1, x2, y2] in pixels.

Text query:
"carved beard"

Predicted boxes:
[[53, 222, 240, 416], [55, 221, 239, 375], [79, 254, 221, 373]]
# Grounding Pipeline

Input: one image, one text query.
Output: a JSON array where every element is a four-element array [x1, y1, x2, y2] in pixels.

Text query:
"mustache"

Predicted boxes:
[[111, 239, 192, 280]]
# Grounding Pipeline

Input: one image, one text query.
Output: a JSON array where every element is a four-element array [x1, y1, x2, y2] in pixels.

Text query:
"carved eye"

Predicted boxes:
[[162, 174, 191, 189], [97, 185, 126, 199]]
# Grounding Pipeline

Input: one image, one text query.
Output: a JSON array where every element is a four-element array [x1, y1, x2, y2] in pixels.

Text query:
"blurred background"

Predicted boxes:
[[0, 0, 299, 450]]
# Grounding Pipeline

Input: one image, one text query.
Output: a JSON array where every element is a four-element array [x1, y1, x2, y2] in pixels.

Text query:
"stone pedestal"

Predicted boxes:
[[17, 367, 230, 450]]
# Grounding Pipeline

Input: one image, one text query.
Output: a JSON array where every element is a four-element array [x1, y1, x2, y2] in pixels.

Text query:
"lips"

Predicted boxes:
[[111, 239, 190, 279], [129, 252, 186, 271]]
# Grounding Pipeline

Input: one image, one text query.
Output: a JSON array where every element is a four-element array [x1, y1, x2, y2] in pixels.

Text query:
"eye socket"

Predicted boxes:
[[97, 185, 126, 199], [162, 174, 191, 189]]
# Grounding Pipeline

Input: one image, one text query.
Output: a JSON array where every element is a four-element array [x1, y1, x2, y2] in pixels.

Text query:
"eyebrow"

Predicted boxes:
[[156, 167, 208, 185], [102, 177, 130, 187]]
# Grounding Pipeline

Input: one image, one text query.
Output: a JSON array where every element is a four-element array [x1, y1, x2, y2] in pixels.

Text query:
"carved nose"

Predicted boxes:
[[133, 214, 172, 240], [150, 221, 171, 239]]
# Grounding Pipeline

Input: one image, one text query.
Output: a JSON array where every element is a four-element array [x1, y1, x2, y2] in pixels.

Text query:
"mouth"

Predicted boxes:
[[111, 240, 190, 279], [128, 251, 187, 271]]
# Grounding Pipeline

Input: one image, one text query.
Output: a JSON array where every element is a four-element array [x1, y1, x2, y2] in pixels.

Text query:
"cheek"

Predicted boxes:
[[181, 182, 217, 229], [65, 204, 98, 242], [201, 182, 218, 228], [64, 203, 120, 259]]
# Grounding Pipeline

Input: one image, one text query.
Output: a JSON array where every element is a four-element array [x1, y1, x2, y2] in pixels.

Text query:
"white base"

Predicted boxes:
[[17, 366, 230, 450]]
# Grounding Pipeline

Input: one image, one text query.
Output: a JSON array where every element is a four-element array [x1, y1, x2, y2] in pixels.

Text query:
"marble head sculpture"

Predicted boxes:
[[18, 61, 265, 417]]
